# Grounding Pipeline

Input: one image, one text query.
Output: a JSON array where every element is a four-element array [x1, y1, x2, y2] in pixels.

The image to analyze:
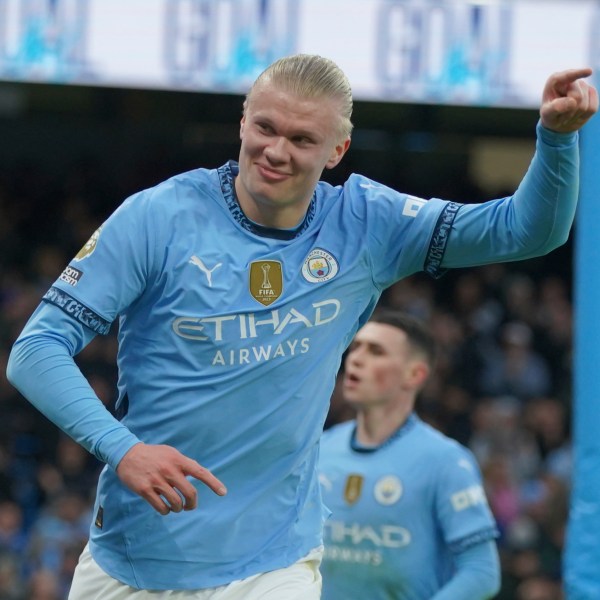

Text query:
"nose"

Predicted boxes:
[[346, 345, 365, 368], [264, 136, 289, 164]]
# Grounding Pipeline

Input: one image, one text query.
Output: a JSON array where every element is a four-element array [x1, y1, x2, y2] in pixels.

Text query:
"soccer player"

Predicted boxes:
[[6, 54, 597, 599], [319, 309, 500, 599]]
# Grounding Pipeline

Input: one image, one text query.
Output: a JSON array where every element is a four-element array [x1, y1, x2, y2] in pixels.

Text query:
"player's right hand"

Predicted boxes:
[[116, 443, 227, 515]]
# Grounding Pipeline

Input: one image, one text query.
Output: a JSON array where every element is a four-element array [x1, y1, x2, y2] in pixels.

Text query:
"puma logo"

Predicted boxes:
[[189, 255, 222, 287]]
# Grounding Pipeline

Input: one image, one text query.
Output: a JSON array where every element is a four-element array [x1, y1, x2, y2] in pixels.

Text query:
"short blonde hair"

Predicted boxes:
[[245, 54, 353, 140]]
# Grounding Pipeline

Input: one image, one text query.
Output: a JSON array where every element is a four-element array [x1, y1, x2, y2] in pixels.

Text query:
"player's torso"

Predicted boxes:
[[319, 422, 450, 599], [114, 169, 382, 457]]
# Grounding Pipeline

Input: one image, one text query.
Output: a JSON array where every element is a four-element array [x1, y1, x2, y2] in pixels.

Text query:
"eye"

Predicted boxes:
[[256, 122, 274, 135], [292, 135, 313, 146]]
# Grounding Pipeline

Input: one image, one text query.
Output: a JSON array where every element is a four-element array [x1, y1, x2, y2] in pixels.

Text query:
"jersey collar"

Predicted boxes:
[[217, 161, 317, 240], [350, 413, 419, 453]]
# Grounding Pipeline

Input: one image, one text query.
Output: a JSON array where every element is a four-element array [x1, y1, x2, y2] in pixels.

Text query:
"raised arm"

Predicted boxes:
[[441, 68, 598, 270]]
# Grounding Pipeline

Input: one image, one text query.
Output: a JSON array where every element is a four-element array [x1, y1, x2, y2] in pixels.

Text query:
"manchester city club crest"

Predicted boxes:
[[374, 475, 403, 506], [301, 248, 339, 283]]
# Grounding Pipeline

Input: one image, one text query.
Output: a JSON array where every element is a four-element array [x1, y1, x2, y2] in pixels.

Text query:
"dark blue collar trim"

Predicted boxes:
[[217, 161, 316, 240], [350, 413, 419, 453]]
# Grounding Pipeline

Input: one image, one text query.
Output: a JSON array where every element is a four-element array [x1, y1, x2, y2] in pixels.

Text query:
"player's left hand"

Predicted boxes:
[[540, 68, 598, 133]]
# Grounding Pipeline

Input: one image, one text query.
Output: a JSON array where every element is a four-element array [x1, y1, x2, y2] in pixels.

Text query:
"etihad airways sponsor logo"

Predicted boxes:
[[211, 338, 310, 366], [326, 521, 411, 549], [324, 545, 383, 566], [172, 299, 341, 342]]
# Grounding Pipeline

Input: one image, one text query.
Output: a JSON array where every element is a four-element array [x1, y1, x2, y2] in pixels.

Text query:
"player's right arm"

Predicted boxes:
[[6, 302, 226, 514], [7, 183, 226, 514]]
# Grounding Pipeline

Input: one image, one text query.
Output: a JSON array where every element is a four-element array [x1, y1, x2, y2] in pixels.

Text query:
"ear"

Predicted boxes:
[[325, 137, 351, 170], [410, 361, 430, 391], [239, 116, 245, 139]]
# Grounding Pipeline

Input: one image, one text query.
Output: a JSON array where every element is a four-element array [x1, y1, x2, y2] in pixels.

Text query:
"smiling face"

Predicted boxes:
[[235, 80, 350, 228], [343, 322, 429, 410]]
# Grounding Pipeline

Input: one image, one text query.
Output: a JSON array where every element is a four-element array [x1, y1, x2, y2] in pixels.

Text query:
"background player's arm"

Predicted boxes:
[[431, 540, 501, 600]]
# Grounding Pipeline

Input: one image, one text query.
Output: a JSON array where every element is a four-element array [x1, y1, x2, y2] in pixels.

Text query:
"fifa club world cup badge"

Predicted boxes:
[[249, 260, 283, 306], [344, 474, 364, 505]]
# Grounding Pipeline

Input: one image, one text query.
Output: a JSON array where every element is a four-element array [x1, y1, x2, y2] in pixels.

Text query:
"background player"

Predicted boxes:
[[319, 309, 500, 599]]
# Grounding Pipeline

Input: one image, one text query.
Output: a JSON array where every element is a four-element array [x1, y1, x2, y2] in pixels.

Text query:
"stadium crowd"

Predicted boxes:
[[0, 149, 573, 599]]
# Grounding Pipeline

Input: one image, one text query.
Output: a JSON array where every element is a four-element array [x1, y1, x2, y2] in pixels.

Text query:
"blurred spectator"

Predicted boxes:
[[515, 575, 563, 600], [26, 568, 62, 600], [478, 321, 552, 400], [26, 490, 91, 576], [0, 501, 28, 563], [470, 396, 541, 484], [0, 550, 25, 600]]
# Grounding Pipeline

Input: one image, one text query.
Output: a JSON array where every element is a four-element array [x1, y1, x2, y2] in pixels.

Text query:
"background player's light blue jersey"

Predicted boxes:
[[319, 415, 499, 600], [39, 162, 451, 588]]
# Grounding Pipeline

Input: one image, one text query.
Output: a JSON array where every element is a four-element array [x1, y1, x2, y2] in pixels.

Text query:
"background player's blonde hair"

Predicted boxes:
[[245, 54, 354, 141]]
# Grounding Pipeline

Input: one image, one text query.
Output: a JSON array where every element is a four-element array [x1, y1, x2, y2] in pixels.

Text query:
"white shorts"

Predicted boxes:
[[68, 544, 323, 600]]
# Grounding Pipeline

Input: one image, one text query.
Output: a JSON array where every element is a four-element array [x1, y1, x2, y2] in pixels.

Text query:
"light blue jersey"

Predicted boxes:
[[29, 162, 451, 589], [7, 123, 580, 589], [319, 415, 499, 600]]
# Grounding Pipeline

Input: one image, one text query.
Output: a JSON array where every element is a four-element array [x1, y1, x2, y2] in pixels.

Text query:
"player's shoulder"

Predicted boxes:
[[117, 166, 219, 218], [321, 420, 355, 447], [340, 173, 444, 221], [148, 166, 218, 202], [341, 173, 400, 199], [413, 417, 473, 460]]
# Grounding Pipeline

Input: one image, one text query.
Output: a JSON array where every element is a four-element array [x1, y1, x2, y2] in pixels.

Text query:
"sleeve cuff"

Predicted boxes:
[[537, 119, 578, 147], [94, 428, 143, 470]]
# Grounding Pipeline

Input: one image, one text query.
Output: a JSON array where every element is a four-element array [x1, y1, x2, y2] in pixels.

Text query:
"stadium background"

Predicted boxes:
[[0, 1, 590, 598]]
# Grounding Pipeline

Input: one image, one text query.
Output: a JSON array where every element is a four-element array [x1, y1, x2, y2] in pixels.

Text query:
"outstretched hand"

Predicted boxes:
[[540, 68, 598, 133], [116, 443, 227, 515]]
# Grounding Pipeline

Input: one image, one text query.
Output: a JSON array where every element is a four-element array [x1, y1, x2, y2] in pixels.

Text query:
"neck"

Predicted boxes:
[[234, 178, 310, 229], [355, 401, 414, 447], [244, 201, 307, 229]]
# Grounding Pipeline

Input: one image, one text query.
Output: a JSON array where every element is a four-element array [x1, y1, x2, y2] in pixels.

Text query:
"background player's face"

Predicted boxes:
[[343, 322, 424, 409], [235, 80, 350, 227]]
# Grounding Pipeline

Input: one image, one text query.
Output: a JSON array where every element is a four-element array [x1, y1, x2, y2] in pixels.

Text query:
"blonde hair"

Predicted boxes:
[[245, 54, 353, 140]]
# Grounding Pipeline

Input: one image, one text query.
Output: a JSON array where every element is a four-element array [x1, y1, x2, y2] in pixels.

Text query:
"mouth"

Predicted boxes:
[[343, 373, 361, 389], [256, 164, 290, 182]]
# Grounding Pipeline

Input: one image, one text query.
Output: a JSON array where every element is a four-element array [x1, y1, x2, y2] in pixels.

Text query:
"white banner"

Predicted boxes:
[[0, 0, 597, 108]]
